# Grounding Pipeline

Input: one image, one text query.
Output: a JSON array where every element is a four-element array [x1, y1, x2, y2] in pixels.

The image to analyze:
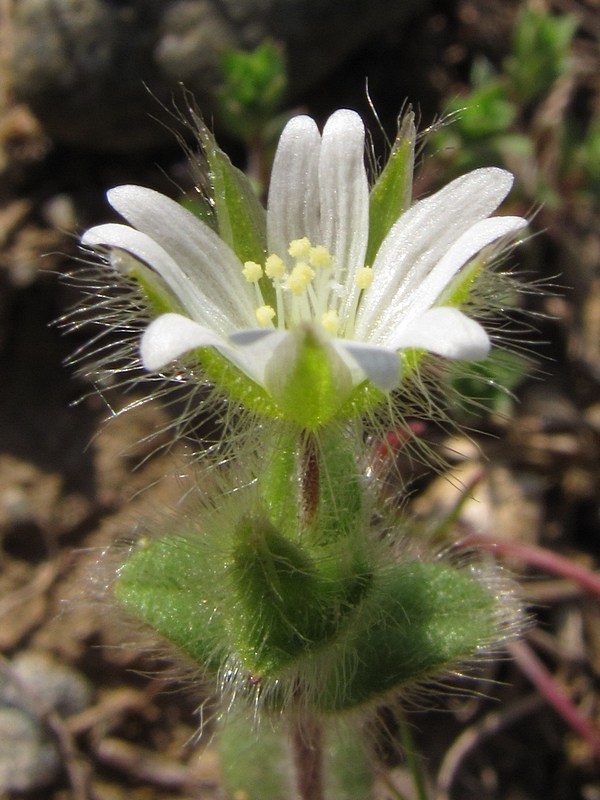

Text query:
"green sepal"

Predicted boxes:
[[198, 124, 268, 270], [437, 251, 484, 308], [196, 347, 281, 417], [263, 324, 354, 430], [113, 536, 226, 674], [310, 561, 496, 712], [128, 262, 184, 316], [366, 111, 416, 266], [194, 347, 387, 435]]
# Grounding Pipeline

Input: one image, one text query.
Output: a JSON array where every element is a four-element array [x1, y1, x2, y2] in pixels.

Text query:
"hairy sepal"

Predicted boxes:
[[197, 123, 268, 272], [264, 325, 354, 429], [366, 111, 416, 266]]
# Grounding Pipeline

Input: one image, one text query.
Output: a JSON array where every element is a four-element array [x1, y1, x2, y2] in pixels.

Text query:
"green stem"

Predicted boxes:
[[397, 711, 429, 800]]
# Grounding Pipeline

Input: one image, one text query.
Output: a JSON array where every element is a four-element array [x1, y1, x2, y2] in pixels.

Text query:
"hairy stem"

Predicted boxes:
[[291, 714, 324, 800], [293, 433, 324, 800]]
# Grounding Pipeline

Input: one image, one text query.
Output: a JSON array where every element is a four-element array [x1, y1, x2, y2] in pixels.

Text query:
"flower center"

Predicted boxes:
[[242, 238, 373, 337]]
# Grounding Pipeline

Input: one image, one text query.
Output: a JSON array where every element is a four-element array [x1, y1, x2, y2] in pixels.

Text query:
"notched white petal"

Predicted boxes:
[[107, 185, 256, 329], [267, 115, 321, 257], [334, 340, 402, 393], [82, 223, 233, 334], [391, 307, 491, 361], [356, 167, 519, 340], [373, 215, 528, 340], [140, 313, 231, 372], [319, 109, 369, 315]]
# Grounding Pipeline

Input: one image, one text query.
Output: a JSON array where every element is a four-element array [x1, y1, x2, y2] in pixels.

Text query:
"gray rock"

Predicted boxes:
[[0, 707, 61, 791], [0, 652, 93, 791], [0, 651, 93, 718], [8, 0, 425, 152]]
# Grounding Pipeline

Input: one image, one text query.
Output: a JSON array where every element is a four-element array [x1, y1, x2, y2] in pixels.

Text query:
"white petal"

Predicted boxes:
[[267, 115, 321, 260], [372, 215, 527, 343], [141, 313, 280, 387], [140, 313, 234, 371], [83, 223, 232, 334], [318, 110, 369, 318], [355, 167, 515, 341], [332, 340, 402, 392], [107, 185, 256, 328], [389, 307, 491, 360], [228, 328, 289, 386]]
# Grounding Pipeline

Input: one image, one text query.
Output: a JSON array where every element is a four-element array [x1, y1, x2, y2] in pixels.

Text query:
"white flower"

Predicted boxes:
[[82, 110, 526, 399]]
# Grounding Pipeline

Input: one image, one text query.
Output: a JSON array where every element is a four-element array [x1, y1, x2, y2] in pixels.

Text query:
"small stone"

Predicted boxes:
[[0, 707, 60, 791], [1, 651, 93, 718]]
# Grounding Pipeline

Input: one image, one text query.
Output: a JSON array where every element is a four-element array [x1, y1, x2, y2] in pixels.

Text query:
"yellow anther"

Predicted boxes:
[[242, 260, 263, 283], [286, 262, 315, 296], [309, 245, 332, 269], [354, 266, 373, 290], [288, 237, 312, 259], [321, 309, 340, 335], [255, 304, 276, 326], [265, 253, 285, 280]]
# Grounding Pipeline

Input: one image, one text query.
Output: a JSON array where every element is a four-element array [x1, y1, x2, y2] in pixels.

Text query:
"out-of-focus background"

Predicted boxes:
[[1, 1, 600, 798]]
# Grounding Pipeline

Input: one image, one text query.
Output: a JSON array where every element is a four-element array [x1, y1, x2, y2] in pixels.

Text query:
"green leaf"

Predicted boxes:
[[507, 6, 577, 103], [449, 349, 529, 420], [310, 561, 496, 712], [227, 514, 341, 674], [217, 40, 288, 142], [366, 111, 416, 265], [114, 535, 227, 673]]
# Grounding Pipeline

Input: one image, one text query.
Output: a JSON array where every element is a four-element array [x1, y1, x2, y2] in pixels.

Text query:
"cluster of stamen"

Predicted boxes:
[[242, 237, 373, 337]]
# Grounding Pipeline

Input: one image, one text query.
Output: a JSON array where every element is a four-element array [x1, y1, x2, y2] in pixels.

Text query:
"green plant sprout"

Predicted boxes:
[[431, 5, 591, 209], [216, 40, 289, 192], [78, 106, 531, 800]]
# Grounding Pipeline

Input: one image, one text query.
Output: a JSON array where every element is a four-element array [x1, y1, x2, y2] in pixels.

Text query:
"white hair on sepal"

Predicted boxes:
[[60, 247, 281, 476]]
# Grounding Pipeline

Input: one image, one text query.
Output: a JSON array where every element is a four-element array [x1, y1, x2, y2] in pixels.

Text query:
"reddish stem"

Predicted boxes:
[[509, 639, 600, 760], [291, 714, 324, 800], [301, 432, 320, 526], [457, 532, 600, 598]]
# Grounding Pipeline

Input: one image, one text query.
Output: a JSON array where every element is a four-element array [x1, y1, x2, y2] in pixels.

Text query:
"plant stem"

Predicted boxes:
[[291, 713, 325, 800], [509, 639, 600, 759], [397, 711, 429, 800], [293, 434, 324, 800], [300, 432, 320, 525]]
